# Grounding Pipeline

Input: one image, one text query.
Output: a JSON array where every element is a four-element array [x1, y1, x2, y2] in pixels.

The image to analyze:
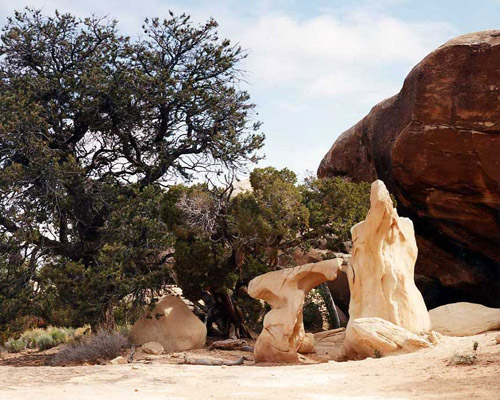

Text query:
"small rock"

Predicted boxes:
[[495, 334, 500, 344], [142, 341, 164, 355], [428, 331, 442, 346], [110, 356, 127, 365]]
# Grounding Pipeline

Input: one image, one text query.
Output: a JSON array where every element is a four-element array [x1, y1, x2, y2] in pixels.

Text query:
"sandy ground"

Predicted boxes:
[[0, 331, 499, 400]]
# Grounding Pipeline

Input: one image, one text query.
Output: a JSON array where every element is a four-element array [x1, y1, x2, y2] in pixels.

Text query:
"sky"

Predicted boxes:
[[1, 0, 500, 178]]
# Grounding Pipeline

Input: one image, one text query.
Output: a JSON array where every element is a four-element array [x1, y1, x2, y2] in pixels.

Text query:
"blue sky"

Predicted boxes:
[[1, 0, 499, 177]]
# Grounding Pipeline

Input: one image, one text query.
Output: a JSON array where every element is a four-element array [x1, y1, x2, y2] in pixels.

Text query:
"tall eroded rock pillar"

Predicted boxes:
[[344, 180, 432, 357]]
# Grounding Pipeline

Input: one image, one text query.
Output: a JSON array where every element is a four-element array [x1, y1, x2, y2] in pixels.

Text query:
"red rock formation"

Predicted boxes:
[[318, 31, 500, 307]]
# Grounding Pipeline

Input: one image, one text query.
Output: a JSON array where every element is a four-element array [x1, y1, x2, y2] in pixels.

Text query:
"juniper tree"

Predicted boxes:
[[0, 9, 263, 329]]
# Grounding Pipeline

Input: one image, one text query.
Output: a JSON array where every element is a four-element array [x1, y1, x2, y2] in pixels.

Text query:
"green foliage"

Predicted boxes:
[[303, 289, 328, 333], [234, 292, 268, 333], [174, 237, 237, 300], [19, 328, 45, 348], [35, 333, 55, 350], [4, 326, 75, 351], [159, 168, 373, 337], [5, 339, 26, 353], [49, 329, 67, 344], [161, 167, 311, 304], [0, 8, 262, 329], [301, 176, 372, 252], [232, 167, 309, 265]]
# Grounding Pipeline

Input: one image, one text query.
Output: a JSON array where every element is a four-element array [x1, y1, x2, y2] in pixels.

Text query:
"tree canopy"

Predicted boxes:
[[0, 8, 373, 342], [0, 8, 263, 329]]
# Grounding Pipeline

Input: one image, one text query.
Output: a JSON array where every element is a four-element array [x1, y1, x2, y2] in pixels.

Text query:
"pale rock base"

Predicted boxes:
[[344, 317, 436, 359], [430, 302, 500, 336]]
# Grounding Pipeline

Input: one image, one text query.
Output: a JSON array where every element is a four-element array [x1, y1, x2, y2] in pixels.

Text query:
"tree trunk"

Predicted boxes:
[[318, 282, 341, 329], [94, 301, 116, 332], [216, 291, 255, 339]]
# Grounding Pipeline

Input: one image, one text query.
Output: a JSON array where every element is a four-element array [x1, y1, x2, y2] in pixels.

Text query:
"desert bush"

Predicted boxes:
[[5, 339, 26, 353], [47, 327, 74, 345], [23, 327, 73, 349], [35, 334, 55, 351], [19, 328, 45, 348], [4, 326, 75, 352], [52, 331, 130, 366]]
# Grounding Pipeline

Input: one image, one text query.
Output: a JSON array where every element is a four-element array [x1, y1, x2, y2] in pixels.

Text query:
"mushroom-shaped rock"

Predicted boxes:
[[429, 302, 500, 336], [130, 295, 206, 352], [344, 180, 431, 358], [248, 258, 342, 363]]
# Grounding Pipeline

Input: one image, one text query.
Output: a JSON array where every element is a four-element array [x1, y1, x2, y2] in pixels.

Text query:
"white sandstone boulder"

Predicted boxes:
[[130, 295, 206, 352], [429, 302, 500, 336]]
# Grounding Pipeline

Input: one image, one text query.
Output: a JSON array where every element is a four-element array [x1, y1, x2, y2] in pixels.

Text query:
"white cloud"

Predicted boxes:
[[0, 1, 459, 174], [239, 10, 456, 100]]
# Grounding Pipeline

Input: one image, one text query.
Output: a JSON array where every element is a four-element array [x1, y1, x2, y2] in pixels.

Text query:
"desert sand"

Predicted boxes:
[[0, 331, 499, 400]]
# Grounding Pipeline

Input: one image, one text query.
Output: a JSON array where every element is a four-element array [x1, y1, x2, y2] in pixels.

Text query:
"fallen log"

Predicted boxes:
[[208, 339, 254, 352], [182, 355, 248, 366], [314, 327, 346, 343]]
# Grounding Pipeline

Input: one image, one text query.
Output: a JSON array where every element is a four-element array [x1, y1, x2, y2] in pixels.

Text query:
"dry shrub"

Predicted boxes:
[[52, 331, 129, 366], [449, 353, 477, 365]]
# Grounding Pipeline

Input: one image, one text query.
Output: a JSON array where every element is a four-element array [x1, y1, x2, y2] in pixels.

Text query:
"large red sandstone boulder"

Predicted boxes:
[[318, 31, 500, 307]]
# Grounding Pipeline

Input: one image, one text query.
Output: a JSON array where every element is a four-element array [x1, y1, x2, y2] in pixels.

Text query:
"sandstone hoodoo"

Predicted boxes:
[[318, 31, 500, 307], [343, 180, 433, 358], [248, 258, 343, 363], [130, 295, 207, 352]]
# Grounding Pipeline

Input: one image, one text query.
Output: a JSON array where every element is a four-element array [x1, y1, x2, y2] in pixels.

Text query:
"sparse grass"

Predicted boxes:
[[52, 331, 130, 366]]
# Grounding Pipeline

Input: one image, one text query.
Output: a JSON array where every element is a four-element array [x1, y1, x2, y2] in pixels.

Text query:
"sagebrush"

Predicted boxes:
[[52, 331, 129, 365]]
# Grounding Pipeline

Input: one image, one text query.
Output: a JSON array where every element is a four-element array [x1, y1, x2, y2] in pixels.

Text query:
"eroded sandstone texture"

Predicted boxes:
[[344, 181, 432, 358], [344, 318, 436, 359], [130, 295, 207, 352], [248, 259, 342, 363], [318, 31, 500, 307]]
